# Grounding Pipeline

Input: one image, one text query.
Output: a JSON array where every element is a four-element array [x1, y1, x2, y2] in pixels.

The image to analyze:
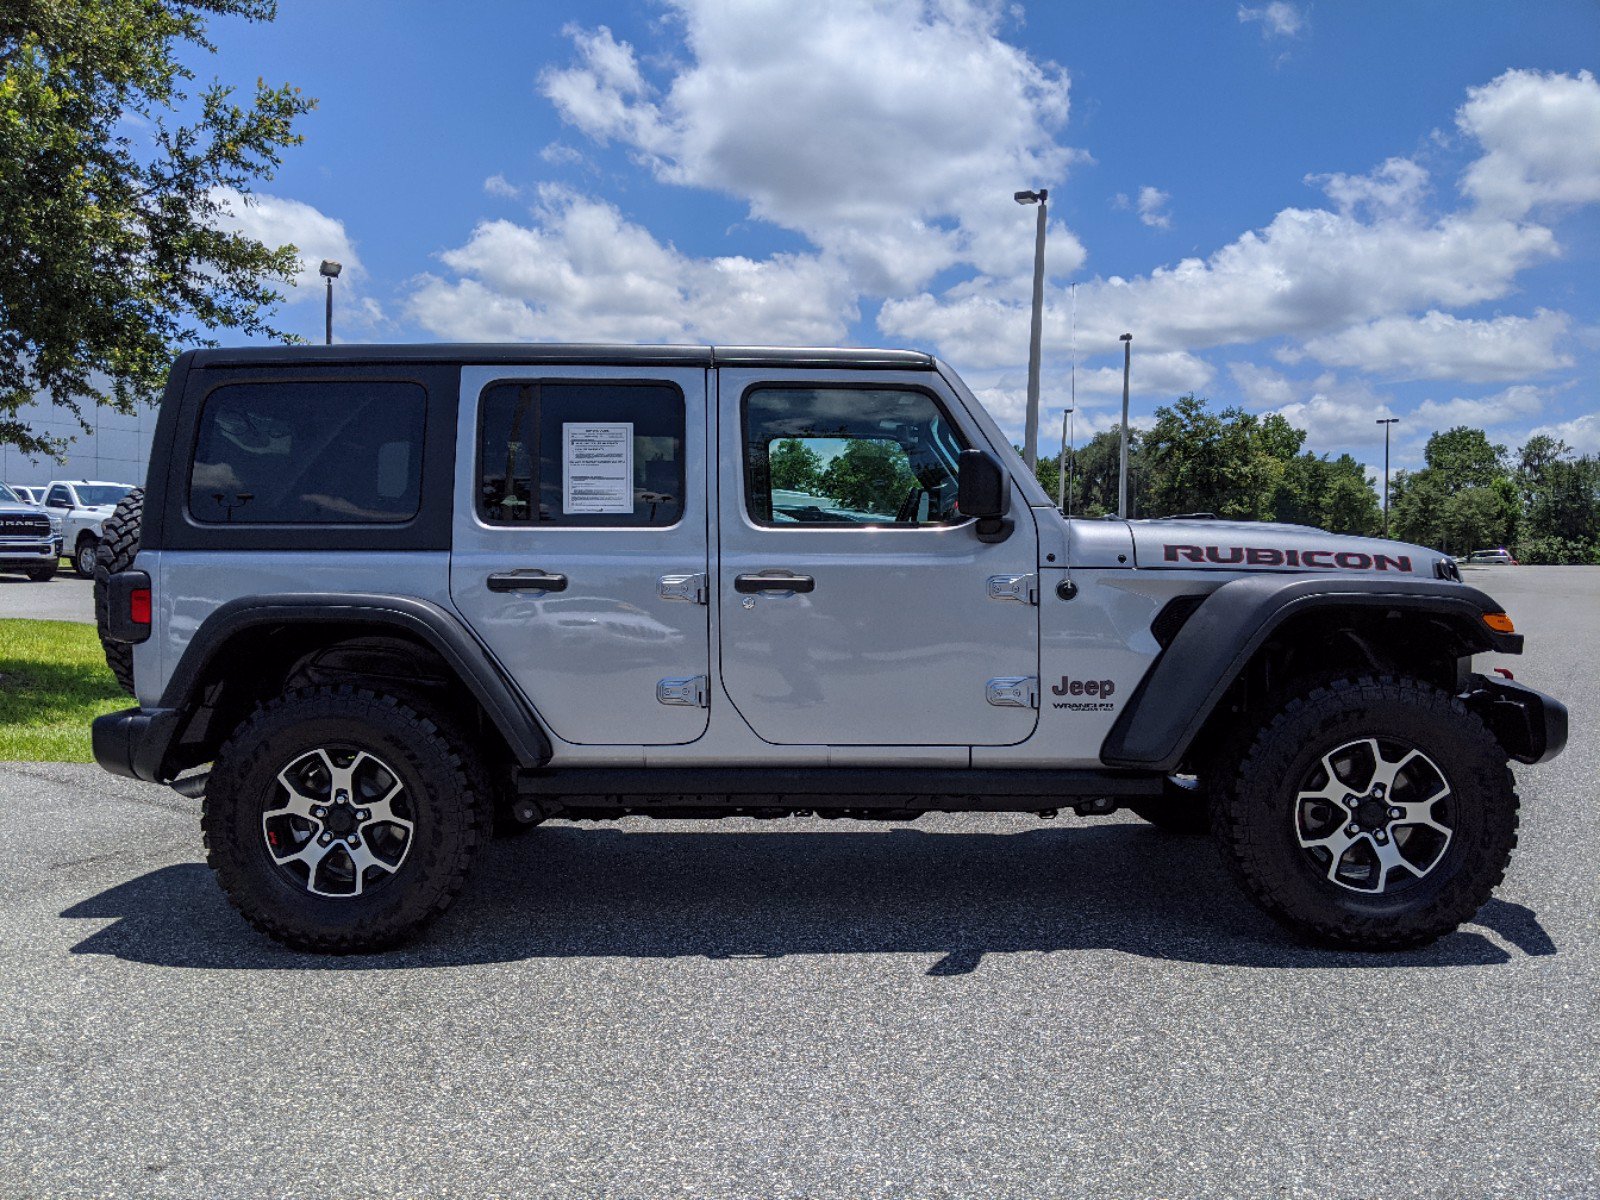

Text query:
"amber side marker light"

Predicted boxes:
[[1482, 612, 1516, 634]]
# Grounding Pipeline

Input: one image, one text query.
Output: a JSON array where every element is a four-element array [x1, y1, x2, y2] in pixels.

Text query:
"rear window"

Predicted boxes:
[[188, 381, 426, 524]]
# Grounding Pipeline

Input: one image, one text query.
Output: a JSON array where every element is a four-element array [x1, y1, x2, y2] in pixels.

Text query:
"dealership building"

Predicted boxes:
[[1, 395, 155, 491]]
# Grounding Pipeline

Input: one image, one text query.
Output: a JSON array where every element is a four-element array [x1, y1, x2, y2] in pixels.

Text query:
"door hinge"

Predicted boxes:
[[656, 675, 709, 707], [986, 573, 1038, 605], [659, 573, 708, 604], [986, 676, 1039, 709]]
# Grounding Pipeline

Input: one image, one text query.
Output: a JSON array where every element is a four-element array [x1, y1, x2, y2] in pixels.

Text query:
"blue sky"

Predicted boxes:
[[197, 0, 1600, 477]]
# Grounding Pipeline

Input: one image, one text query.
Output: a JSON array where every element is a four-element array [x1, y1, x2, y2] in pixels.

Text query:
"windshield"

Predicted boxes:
[[0, 484, 18, 503], [75, 485, 132, 507]]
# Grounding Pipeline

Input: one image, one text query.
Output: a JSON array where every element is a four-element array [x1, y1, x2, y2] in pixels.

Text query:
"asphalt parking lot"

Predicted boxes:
[[1, 566, 1593, 1198], [0, 570, 94, 624]]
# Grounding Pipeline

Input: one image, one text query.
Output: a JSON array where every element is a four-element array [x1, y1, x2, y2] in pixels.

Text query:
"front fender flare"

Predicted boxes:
[[1100, 574, 1519, 772]]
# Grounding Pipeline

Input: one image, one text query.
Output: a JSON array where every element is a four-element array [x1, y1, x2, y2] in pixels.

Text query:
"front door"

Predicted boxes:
[[451, 364, 710, 746], [716, 369, 1040, 746]]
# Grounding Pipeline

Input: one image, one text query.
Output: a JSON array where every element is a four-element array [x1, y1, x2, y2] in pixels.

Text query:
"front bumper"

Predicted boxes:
[[0, 539, 60, 567], [1463, 674, 1568, 765], [92, 707, 183, 783]]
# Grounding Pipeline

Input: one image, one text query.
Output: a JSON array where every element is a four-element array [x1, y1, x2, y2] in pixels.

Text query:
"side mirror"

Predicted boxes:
[[957, 449, 1013, 543]]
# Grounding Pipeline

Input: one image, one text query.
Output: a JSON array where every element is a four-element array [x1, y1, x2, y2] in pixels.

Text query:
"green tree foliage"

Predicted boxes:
[[1391, 426, 1522, 554], [818, 439, 919, 515], [0, 0, 315, 454], [1140, 394, 1306, 520], [1515, 436, 1600, 563], [768, 438, 824, 493]]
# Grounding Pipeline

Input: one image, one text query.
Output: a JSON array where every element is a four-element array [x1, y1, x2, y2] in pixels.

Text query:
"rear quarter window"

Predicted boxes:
[[188, 381, 426, 524]]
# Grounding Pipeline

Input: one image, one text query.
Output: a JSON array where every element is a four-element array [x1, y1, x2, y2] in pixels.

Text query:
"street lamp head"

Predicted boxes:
[[1376, 417, 1399, 425], [1014, 188, 1047, 205], [319, 260, 343, 279], [1119, 332, 1132, 342]]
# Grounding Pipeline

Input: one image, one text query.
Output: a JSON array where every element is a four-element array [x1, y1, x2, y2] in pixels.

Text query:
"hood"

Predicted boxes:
[[1130, 518, 1442, 579]]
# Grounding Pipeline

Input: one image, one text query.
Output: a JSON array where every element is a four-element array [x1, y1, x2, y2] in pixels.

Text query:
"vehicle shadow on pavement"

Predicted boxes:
[[60, 823, 1555, 973]]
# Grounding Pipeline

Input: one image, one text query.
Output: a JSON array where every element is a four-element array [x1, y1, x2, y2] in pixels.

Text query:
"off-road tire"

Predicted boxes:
[[202, 686, 488, 953], [93, 488, 143, 696], [1212, 674, 1518, 951], [1127, 776, 1211, 834], [26, 562, 57, 582]]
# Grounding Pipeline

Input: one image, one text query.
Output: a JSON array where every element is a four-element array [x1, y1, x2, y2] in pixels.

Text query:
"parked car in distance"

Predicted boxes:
[[42, 480, 136, 577], [0, 481, 63, 580], [1465, 549, 1517, 565], [7, 484, 44, 505]]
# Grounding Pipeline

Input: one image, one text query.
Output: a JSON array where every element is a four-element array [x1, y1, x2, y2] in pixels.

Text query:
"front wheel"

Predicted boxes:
[[202, 686, 488, 952], [26, 562, 57, 582], [1212, 675, 1519, 950]]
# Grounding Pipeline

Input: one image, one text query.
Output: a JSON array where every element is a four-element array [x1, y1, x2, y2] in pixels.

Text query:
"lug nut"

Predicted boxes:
[[1389, 807, 1402, 819], [312, 806, 326, 818], [346, 834, 359, 846], [1347, 823, 1360, 835], [1375, 831, 1388, 843], [319, 832, 332, 845], [356, 809, 369, 821], [1373, 785, 1385, 798]]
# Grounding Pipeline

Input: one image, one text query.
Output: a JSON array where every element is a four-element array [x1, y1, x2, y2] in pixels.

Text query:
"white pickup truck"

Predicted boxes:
[[43, 479, 136, 577]]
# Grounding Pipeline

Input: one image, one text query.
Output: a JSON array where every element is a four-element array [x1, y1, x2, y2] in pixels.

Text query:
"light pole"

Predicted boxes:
[[319, 259, 343, 345], [1014, 188, 1048, 469], [1057, 406, 1075, 512], [1377, 417, 1399, 537], [1118, 332, 1133, 518]]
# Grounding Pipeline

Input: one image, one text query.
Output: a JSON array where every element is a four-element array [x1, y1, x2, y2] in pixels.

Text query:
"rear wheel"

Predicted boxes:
[[73, 535, 97, 578], [202, 686, 488, 953], [1212, 675, 1518, 950]]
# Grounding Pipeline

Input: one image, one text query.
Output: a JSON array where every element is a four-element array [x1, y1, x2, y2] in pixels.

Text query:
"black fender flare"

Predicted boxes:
[[1099, 575, 1521, 772], [158, 593, 553, 771]]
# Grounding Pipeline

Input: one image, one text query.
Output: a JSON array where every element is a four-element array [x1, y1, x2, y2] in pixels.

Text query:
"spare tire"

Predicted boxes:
[[94, 487, 144, 697]]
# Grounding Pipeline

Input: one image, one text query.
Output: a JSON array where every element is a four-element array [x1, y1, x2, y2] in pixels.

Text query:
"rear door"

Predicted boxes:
[[450, 364, 710, 746], [716, 368, 1040, 746]]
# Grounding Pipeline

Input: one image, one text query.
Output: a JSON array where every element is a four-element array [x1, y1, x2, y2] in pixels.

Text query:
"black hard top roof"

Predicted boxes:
[[187, 344, 936, 370]]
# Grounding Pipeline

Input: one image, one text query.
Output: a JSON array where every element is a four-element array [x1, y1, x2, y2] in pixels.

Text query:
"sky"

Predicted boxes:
[[194, 0, 1600, 478]]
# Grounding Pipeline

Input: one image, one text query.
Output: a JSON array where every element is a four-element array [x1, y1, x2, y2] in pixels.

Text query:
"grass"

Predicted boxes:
[[0, 619, 128, 761]]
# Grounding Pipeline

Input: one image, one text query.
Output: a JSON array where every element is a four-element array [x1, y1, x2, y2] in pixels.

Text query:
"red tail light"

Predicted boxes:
[[129, 587, 151, 625]]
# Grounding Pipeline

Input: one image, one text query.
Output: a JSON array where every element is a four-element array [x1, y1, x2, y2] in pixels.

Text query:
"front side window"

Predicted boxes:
[[476, 381, 684, 527], [75, 485, 132, 507], [189, 381, 426, 524], [743, 387, 967, 526], [45, 485, 70, 508]]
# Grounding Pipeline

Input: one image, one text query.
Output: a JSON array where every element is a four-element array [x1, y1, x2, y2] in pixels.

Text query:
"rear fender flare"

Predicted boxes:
[[160, 593, 553, 769]]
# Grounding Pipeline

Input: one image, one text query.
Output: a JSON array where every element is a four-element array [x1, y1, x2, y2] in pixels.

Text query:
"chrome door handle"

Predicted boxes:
[[734, 573, 815, 594], [487, 570, 568, 593]]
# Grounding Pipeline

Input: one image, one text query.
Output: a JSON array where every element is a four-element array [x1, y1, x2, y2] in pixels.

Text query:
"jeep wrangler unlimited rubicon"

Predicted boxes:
[[91, 345, 1567, 953]]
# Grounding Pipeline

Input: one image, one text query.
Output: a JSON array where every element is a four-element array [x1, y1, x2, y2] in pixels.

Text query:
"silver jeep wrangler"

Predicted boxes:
[[91, 344, 1567, 953]]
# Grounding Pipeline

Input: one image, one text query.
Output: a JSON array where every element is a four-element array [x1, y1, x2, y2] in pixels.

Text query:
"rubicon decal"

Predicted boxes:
[[1163, 545, 1413, 572], [1051, 676, 1117, 712]]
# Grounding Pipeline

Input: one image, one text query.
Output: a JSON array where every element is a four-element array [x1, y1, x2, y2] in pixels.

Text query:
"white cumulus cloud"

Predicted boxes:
[[1302, 309, 1573, 382]]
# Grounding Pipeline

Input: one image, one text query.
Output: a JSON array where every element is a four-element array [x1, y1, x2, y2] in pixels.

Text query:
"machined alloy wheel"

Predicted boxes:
[[1212, 675, 1519, 950], [203, 686, 488, 953], [1293, 737, 1453, 894], [262, 747, 415, 898], [75, 538, 97, 578]]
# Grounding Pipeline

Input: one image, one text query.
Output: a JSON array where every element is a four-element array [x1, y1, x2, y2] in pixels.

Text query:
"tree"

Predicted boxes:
[[769, 438, 824, 493], [1139, 394, 1307, 520], [1424, 426, 1506, 490], [0, 0, 315, 455], [818, 440, 919, 515]]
